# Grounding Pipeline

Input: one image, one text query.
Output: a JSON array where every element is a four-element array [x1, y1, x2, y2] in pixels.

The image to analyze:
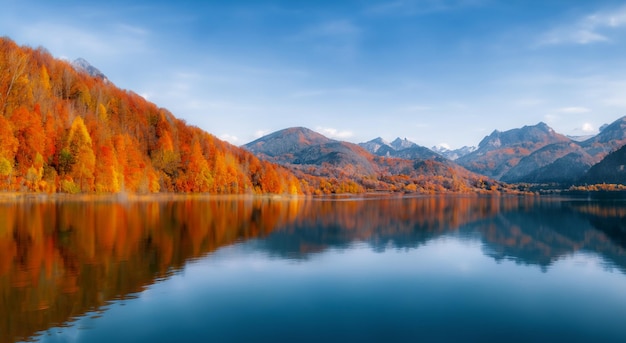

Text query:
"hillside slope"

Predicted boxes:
[[456, 122, 571, 180], [580, 144, 626, 185], [0, 37, 301, 194]]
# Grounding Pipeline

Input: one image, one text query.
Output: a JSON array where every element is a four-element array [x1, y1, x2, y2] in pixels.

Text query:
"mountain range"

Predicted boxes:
[[357, 137, 445, 161], [431, 145, 477, 160], [455, 118, 626, 184], [245, 116, 626, 189], [357, 136, 476, 161], [244, 127, 506, 194]]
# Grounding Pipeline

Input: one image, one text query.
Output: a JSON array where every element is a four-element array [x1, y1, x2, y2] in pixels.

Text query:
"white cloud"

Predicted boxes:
[[557, 106, 591, 114], [115, 23, 150, 37], [538, 5, 626, 46], [317, 127, 354, 139], [581, 122, 595, 132], [544, 114, 559, 124], [220, 134, 239, 144], [539, 29, 608, 46], [255, 130, 270, 138], [587, 8, 626, 28]]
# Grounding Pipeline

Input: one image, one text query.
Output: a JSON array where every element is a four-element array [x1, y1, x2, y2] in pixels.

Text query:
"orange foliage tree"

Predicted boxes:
[[0, 37, 306, 195]]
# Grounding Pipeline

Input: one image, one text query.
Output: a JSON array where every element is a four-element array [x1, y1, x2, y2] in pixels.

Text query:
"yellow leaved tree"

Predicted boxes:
[[63, 116, 95, 192]]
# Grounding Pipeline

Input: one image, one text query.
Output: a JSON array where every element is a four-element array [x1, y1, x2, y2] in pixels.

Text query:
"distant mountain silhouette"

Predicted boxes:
[[245, 128, 506, 193], [499, 116, 626, 184], [518, 151, 595, 184], [245, 117, 626, 191], [390, 137, 416, 150], [456, 122, 571, 180], [359, 137, 390, 154], [359, 136, 443, 161], [431, 145, 476, 160], [244, 127, 377, 175], [244, 127, 332, 161], [500, 142, 591, 183]]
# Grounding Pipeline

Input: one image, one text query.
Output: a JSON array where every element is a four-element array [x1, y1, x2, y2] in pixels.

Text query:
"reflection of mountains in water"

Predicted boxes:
[[475, 201, 626, 272], [258, 197, 626, 275], [3, 196, 626, 342]]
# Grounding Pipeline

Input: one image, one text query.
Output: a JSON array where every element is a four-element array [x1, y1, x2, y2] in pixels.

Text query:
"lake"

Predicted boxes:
[[3, 195, 626, 342]]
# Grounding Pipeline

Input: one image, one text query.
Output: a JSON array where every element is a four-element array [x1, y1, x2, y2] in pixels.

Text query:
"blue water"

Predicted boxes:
[[8, 196, 626, 342]]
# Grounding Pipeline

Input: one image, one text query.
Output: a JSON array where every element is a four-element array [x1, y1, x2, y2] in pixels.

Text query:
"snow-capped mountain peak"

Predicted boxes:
[[430, 145, 476, 160]]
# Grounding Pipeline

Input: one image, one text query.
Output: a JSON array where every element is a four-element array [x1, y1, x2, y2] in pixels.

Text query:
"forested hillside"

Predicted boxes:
[[0, 37, 515, 195], [0, 37, 302, 194]]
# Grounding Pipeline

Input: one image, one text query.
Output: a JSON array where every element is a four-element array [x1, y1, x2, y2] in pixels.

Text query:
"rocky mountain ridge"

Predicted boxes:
[[71, 58, 110, 83], [450, 117, 626, 184], [244, 127, 508, 194], [358, 137, 443, 161], [431, 145, 476, 160], [245, 116, 626, 188]]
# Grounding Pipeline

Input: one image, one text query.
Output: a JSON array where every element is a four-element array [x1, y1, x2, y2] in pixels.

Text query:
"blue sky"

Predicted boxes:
[[2, 0, 626, 148]]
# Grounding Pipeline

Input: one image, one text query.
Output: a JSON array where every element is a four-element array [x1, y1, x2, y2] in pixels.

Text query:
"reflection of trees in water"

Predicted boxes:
[[0, 197, 300, 343], [2, 196, 626, 342]]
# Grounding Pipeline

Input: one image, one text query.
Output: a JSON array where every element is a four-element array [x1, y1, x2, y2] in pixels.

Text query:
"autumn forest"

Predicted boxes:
[[0, 37, 305, 194]]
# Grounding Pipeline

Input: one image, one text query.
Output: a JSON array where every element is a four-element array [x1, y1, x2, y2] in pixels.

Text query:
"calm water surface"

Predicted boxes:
[[3, 195, 626, 342]]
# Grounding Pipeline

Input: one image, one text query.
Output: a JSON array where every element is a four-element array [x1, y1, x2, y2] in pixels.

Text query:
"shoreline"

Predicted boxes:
[[1, 189, 625, 203], [0, 191, 534, 203]]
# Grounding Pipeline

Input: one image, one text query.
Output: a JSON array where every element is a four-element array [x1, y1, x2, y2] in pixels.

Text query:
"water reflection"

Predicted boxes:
[[2, 195, 626, 342], [477, 200, 626, 271], [1, 197, 300, 343]]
